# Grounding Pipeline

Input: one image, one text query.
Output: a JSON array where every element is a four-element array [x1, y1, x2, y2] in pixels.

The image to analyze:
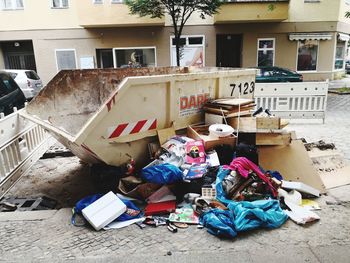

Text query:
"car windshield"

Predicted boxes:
[[0, 72, 18, 97], [25, 70, 40, 80]]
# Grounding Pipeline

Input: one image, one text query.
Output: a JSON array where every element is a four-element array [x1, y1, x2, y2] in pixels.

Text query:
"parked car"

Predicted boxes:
[[255, 66, 303, 83], [4, 69, 43, 100], [345, 60, 350, 74], [0, 71, 26, 116]]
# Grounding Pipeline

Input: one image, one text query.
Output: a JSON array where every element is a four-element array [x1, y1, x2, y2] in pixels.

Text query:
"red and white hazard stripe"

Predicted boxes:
[[107, 118, 157, 139]]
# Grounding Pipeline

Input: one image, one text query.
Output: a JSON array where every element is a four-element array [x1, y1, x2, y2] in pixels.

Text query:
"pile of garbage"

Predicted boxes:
[[71, 101, 323, 238]]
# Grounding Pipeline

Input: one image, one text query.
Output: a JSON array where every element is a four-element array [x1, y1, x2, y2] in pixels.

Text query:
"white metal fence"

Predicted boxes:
[[0, 109, 53, 198], [254, 81, 329, 122]]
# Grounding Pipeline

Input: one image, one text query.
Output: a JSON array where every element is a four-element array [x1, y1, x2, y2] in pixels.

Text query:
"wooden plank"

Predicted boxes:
[[229, 117, 281, 132], [229, 117, 256, 131], [203, 104, 255, 115], [225, 110, 252, 118], [211, 98, 254, 106], [205, 112, 252, 125], [256, 117, 280, 129], [280, 119, 289, 129], [259, 140, 326, 193]]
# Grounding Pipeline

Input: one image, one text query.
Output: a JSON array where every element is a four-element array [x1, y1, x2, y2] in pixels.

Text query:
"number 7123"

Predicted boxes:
[[230, 82, 255, 96]]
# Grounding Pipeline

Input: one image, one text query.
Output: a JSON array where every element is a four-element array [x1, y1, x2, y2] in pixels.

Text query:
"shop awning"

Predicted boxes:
[[338, 33, 350, 42], [289, 33, 332, 41]]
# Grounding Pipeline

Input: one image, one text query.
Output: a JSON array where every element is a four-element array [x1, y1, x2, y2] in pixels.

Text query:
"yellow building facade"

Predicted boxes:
[[0, 0, 350, 84]]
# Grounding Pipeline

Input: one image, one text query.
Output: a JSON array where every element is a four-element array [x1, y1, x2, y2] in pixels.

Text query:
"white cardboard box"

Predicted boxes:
[[82, 191, 127, 231], [281, 181, 320, 197]]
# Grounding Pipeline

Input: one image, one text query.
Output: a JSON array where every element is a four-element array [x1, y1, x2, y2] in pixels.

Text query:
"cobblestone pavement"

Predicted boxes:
[[288, 94, 350, 160], [1, 94, 350, 262]]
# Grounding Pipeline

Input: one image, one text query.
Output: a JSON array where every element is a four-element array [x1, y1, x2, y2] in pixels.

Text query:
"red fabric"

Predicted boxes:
[[224, 157, 278, 197]]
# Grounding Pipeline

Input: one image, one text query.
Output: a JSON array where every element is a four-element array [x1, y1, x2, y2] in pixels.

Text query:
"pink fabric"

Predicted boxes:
[[224, 157, 278, 197]]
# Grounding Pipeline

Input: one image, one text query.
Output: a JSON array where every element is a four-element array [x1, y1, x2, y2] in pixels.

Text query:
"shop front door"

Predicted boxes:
[[216, 34, 242, 68]]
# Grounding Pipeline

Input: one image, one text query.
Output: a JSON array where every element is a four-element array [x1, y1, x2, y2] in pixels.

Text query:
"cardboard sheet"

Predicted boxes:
[[259, 140, 326, 193], [308, 149, 350, 189]]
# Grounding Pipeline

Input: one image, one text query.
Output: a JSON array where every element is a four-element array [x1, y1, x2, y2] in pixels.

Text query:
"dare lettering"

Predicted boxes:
[[180, 93, 209, 110]]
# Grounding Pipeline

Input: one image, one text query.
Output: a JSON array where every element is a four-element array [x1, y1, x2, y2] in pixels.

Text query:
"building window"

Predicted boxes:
[[112, 47, 156, 68], [55, 49, 77, 71], [93, 0, 103, 3], [111, 0, 122, 3], [335, 40, 346, 70], [170, 35, 205, 67], [51, 0, 68, 8], [297, 40, 318, 71], [257, 38, 275, 67], [0, 0, 24, 10]]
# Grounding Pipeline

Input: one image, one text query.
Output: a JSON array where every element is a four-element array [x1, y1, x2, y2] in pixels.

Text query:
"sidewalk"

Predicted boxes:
[[1, 94, 350, 262], [329, 75, 350, 89]]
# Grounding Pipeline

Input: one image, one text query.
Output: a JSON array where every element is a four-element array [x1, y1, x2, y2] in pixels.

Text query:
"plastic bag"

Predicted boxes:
[[116, 199, 143, 222], [141, 163, 183, 184], [200, 209, 237, 238], [71, 194, 103, 226], [200, 167, 288, 238]]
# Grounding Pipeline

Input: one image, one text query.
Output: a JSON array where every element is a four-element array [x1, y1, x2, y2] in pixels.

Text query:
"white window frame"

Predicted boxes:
[[55, 49, 77, 72], [296, 39, 319, 73], [112, 46, 157, 68], [93, 0, 103, 3], [333, 38, 348, 71], [256, 38, 275, 67], [0, 0, 24, 10], [111, 0, 123, 3], [169, 35, 206, 67], [51, 0, 69, 9]]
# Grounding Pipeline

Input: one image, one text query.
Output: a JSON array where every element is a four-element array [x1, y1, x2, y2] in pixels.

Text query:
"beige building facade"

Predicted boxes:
[[0, 0, 350, 84]]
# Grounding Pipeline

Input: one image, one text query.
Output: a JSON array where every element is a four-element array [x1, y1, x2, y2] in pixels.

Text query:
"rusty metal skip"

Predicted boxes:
[[20, 67, 256, 167]]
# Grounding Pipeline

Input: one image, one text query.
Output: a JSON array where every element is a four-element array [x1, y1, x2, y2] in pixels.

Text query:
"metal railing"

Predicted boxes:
[[255, 81, 329, 122], [0, 108, 53, 198]]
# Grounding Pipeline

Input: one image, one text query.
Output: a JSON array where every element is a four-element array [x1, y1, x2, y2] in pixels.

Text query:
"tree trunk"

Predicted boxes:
[[176, 42, 181, 66]]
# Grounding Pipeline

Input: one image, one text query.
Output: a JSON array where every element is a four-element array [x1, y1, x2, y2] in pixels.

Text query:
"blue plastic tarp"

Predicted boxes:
[[200, 167, 288, 238], [141, 163, 183, 184]]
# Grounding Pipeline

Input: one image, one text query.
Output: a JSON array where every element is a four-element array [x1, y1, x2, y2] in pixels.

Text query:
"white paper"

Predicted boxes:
[[206, 151, 220, 167], [284, 200, 320, 225], [104, 217, 145, 230]]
